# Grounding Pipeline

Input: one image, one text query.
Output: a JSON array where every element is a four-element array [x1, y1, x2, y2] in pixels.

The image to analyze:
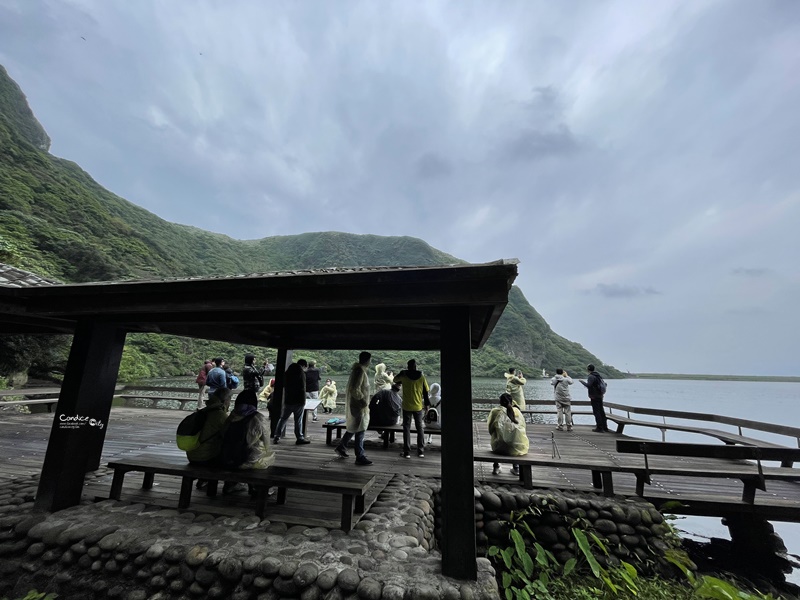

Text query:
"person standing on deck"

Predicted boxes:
[[580, 364, 609, 432], [272, 359, 311, 444], [334, 352, 373, 466], [373, 362, 394, 393], [504, 367, 526, 409], [305, 360, 322, 422], [394, 359, 430, 459], [195, 359, 213, 410], [206, 358, 228, 396], [242, 353, 264, 392], [319, 378, 338, 413], [550, 368, 574, 431]]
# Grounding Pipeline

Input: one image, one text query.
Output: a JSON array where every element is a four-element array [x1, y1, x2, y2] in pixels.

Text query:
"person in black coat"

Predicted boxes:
[[580, 364, 608, 432]]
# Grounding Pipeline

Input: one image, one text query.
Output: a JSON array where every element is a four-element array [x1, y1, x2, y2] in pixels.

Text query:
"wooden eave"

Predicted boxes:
[[0, 261, 518, 350]]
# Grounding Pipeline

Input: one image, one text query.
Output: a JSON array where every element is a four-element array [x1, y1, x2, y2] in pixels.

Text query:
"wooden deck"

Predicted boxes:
[[1, 408, 799, 524]]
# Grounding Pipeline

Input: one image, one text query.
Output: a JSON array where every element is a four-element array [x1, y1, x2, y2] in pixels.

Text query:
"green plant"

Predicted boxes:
[[1, 590, 58, 600]]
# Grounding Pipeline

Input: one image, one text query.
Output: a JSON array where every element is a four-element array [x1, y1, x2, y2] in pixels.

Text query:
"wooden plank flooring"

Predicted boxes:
[[1, 408, 799, 524]]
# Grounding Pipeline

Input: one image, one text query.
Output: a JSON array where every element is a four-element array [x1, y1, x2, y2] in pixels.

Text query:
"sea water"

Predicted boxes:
[[472, 375, 800, 584]]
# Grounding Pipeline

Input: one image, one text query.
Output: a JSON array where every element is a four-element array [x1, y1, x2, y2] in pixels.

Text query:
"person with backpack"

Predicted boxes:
[[550, 368, 574, 432], [580, 364, 609, 432], [183, 388, 232, 490], [206, 358, 228, 395], [220, 389, 276, 494], [424, 383, 442, 443]]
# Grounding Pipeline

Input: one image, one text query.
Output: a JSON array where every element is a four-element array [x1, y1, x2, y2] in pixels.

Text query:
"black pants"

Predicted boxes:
[[590, 397, 608, 430]]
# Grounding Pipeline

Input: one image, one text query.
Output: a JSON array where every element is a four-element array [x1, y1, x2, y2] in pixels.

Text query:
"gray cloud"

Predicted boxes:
[[732, 268, 772, 278], [416, 153, 452, 180], [1, 0, 799, 375], [587, 284, 662, 299]]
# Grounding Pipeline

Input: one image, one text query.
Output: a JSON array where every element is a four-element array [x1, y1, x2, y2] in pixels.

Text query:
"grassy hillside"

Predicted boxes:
[[0, 64, 621, 381]]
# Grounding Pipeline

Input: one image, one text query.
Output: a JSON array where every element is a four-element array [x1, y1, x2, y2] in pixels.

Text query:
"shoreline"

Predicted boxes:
[[629, 373, 800, 383]]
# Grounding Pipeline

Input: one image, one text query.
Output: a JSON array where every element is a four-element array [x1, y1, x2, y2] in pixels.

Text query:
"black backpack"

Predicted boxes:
[[221, 415, 254, 467], [176, 410, 209, 451], [597, 375, 608, 395]]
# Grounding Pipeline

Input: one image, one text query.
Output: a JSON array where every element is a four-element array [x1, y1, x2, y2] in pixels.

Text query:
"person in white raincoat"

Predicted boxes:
[[319, 378, 338, 413], [373, 362, 394, 393], [550, 368, 574, 431], [487, 393, 529, 476], [334, 352, 373, 465]]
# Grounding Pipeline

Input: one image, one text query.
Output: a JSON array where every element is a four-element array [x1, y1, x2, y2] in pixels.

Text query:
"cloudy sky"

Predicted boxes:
[[1, 0, 799, 376]]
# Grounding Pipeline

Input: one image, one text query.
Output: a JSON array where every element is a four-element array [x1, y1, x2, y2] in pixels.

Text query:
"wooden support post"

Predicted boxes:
[[178, 477, 193, 509], [341, 494, 355, 532], [440, 306, 477, 580], [35, 320, 126, 512], [142, 472, 155, 490]]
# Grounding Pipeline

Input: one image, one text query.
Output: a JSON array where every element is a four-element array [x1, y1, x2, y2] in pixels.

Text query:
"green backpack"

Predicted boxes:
[[176, 410, 209, 451]]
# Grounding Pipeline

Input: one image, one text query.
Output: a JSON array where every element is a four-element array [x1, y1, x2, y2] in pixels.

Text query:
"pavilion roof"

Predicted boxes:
[[0, 260, 518, 350]]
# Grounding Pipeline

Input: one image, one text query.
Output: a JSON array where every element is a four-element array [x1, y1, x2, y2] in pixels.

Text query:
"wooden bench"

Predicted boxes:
[[616, 440, 800, 503], [0, 388, 61, 412], [322, 422, 443, 448], [473, 449, 627, 495], [606, 414, 788, 450], [0, 398, 59, 412], [107, 456, 377, 531]]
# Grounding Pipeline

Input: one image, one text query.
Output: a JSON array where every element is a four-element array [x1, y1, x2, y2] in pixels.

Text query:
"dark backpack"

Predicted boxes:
[[221, 415, 254, 468], [176, 410, 209, 451], [597, 375, 608, 395]]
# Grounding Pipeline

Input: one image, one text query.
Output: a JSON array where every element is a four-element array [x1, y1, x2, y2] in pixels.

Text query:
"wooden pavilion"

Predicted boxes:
[[0, 260, 518, 580]]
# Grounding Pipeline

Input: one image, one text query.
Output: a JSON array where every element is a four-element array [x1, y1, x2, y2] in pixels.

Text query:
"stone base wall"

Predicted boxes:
[[0, 474, 499, 600], [433, 482, 681, 578]]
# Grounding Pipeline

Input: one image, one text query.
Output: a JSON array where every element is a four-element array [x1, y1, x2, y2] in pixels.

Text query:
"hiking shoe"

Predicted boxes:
[[510, 466, 520, 477], [400, 452, 411, 459], [492, 465, 501, 475], [313, 417, 318, 422], [195, 480, 208, 490], [592, 428, 604, 433], [567, 426, 573, 432], [296, 439, 311, 445], [556, 425, 564, 431], [417, 451, 425, 458], [335, 446, 349, 458], [355, 457, 373, 466], [272, 437, 280, 444]]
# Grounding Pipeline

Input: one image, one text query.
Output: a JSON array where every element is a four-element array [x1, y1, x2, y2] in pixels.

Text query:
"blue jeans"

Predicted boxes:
[[274, 403, 305, 440], [337, 430, 365, 459], [402, 410, 425, 454]]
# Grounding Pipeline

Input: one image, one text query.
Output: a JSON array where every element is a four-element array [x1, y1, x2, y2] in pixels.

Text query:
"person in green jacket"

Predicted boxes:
[[393, 359, 430, 459], [186, 388, 232, 489]]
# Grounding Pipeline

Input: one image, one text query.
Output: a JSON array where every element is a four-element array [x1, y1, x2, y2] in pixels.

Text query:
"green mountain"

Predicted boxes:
[[0, 64, 621, 382]]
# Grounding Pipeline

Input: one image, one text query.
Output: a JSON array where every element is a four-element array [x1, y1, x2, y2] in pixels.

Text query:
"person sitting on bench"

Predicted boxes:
[[187, 388, 232, 490], [221, 389, 276, 494], [487, 393, 529, 477], [369, 382, 402, 443]]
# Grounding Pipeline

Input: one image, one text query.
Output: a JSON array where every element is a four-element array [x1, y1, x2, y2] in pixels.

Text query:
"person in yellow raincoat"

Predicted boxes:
[[504, 367, 527, 409], [319, 378, 338, 413], [487, 393, 529, 477], [334, 352, 373, 466]]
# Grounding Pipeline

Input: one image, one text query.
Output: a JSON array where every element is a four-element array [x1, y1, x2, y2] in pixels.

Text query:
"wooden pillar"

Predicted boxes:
[[35, 320, 126, 512], [440, 306, 477, 580], [272, 348, 293, 407]]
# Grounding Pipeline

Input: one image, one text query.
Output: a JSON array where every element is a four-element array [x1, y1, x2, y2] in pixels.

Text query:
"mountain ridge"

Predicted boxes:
[[0, 64, 621, 380]]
